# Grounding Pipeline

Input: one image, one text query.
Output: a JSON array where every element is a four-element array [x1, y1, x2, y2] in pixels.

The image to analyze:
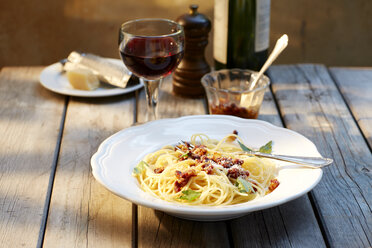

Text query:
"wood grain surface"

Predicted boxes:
[[1, 65, 371, 247], [229, 88, 326, 247], [43, 93, 137, 247], [268, 64, 372, 248], [0, 67, 65, 247], [329, 67, 372, 149]]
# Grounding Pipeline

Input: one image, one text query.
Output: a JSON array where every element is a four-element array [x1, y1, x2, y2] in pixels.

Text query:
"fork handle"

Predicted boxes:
[[252, 152, 333, 168]]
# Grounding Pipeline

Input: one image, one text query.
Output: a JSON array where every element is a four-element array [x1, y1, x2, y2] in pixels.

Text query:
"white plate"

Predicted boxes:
[[39, 59, 143, 97], [91, 115, 323, 221]]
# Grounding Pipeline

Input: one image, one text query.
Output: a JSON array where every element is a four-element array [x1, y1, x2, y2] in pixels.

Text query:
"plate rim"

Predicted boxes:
[[91, 115, 323, 218], [39, 58, 143, 97]]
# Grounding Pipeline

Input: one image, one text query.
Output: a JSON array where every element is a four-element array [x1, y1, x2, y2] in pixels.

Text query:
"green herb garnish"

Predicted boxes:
[[238, 140, 273, 154], [178, 189, 201, 201], [238, 141, 253, 152], [133, 161, 148, 174], [236, 177, 255, 193], [259, 141, 273, 154], [180, 153, 189, 159]]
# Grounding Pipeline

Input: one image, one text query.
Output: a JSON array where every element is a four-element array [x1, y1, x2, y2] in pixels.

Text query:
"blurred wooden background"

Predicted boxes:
[[1, 0, 371, 68]]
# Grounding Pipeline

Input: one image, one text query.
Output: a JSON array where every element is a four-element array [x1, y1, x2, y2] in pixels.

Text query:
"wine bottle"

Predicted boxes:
[[214, 0, 271, 71]]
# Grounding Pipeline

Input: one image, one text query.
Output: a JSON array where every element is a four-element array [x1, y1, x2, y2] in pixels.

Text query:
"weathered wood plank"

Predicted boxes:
[[329, 67, 372, 149], [229, 84, 326, 248], [230, 197, 326, 248], [268, 64, 372, 248], [43, 93, 136, 247], [0, 67, 65, 247]]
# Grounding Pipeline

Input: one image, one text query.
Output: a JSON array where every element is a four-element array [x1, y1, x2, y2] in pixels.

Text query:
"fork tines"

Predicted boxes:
[[181, 140, 194, 149]]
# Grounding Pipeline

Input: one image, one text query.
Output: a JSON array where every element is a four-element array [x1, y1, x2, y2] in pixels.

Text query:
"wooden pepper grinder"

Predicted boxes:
[[173, 4, 211, 97]]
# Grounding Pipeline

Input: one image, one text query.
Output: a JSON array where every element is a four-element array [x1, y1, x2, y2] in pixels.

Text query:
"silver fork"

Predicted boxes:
[[240, 151, 333, 168], [179, 141, 333, 168]]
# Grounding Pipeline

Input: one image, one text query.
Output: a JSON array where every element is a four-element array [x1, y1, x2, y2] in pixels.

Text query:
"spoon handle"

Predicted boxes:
[[250, 34, 288, 90], [250, 152, 333, 168]]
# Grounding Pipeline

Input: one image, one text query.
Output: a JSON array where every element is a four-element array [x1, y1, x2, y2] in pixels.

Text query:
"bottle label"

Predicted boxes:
[[255, 0, 271, 52], [213, 0, 228, 64]]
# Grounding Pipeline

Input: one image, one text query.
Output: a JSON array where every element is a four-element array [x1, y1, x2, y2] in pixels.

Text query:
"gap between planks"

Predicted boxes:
[[267, 66, 332, 247], [132, 88, 141, 248], [328, 69, 372, 154], [37, 96, 70, 248], [269, 64, 372, 247]]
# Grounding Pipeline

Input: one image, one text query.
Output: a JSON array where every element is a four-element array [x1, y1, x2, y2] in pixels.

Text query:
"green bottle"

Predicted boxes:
[[214, 0, 271, 71]]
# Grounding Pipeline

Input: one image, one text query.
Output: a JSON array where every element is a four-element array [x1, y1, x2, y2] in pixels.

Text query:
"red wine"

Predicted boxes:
[[120, 37, 183, 80]]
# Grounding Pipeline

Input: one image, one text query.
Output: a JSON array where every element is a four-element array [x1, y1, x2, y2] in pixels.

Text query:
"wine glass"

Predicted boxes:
[[119, 18, 184, 122]]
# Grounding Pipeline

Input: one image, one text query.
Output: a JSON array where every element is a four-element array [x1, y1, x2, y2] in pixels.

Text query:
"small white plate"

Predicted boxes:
[[39, 59, 143, 97], [91, 115, 323, 221]]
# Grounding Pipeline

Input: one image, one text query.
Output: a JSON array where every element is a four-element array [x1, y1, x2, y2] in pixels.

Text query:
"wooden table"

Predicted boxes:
[[0, 64, 371, 248]]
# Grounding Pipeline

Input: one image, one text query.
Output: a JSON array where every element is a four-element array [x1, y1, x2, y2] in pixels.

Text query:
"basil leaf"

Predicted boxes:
[[237, 141, 253, 152], [259, 141, 273, 154], [179, 189, 201, 201], [180, 153, 189, 159], [236, 177, 254, 193], [133, 161, 148, 174]]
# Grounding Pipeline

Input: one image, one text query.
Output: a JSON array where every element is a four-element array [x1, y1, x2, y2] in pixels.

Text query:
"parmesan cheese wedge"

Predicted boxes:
[[66, 68, 100, 90]]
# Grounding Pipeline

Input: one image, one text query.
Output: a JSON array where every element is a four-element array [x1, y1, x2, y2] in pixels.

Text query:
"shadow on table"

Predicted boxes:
[[147, 195, 326, 247]]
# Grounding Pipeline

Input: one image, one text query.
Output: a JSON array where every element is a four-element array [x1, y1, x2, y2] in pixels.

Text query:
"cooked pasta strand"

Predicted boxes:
[[133, 133, 279, 206]]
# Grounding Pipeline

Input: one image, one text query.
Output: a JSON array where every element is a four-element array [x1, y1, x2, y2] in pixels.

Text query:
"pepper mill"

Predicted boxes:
[[173, 4, 211, 98]]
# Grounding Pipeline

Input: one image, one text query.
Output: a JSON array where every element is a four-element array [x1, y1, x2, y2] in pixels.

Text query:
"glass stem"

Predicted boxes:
[[142, 78, 161, 122]]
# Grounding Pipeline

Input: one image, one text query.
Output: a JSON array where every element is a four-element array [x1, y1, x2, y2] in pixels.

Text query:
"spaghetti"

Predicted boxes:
[[133, 131, 279, 206]]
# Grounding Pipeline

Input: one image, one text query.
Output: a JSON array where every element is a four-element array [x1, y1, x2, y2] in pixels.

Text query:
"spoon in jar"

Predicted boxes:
[[249, 34, 289, 91]]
